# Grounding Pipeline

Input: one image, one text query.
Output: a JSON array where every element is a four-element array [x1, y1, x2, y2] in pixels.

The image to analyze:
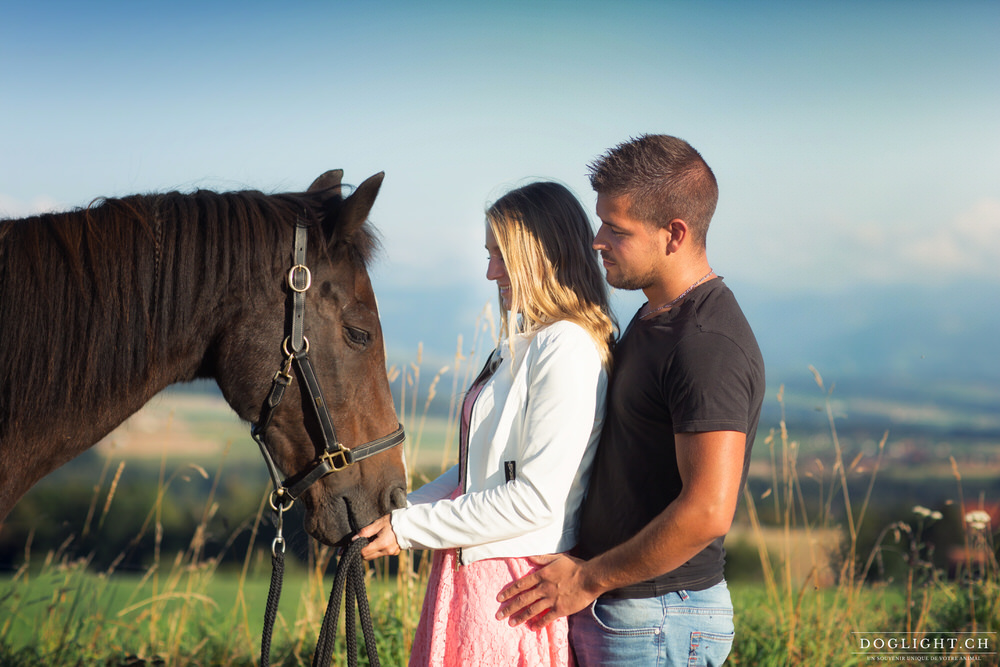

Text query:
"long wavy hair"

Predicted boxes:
[[486, 181, 615, 368]]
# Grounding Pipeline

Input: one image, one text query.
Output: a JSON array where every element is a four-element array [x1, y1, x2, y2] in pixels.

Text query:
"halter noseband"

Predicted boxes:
[[250, 220, 405, 508]]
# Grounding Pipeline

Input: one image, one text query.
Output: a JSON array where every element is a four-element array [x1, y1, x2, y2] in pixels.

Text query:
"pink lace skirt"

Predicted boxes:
[[409, 547, 573, 666]]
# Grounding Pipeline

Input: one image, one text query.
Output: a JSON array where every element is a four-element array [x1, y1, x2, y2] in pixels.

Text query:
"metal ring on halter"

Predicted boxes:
[[282, 336, 309, 357], [269, 489, 295, 513], [288, 264, 312, 292]]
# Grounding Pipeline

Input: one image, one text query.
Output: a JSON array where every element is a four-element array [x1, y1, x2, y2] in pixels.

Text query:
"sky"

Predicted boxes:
[[3, 0, 999, 381]]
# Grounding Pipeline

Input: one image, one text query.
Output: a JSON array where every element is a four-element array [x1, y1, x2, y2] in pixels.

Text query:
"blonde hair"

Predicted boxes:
[[486, 181, 615, 368]]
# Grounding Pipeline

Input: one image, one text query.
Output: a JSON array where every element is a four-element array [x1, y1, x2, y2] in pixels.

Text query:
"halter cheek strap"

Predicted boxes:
[[251, 220, 405, 506]]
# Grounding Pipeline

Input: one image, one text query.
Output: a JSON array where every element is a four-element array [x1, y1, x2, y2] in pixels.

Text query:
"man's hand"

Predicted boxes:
[[355, 515, 400, 560], [495, 553, 597, 629]]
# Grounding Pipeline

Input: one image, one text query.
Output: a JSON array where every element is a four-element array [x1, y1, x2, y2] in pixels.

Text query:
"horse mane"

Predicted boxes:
[[0, 186, 379, 435]]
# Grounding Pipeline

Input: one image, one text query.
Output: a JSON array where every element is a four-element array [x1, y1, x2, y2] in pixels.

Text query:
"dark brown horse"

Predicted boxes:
[[0, 170, 407, 546]]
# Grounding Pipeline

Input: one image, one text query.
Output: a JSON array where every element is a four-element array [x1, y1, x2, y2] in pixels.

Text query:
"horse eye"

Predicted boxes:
[[343, 325, 371, 347]]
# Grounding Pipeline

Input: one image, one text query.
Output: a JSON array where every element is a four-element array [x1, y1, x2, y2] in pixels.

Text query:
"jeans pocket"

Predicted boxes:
[[590, 598, 662, 636]]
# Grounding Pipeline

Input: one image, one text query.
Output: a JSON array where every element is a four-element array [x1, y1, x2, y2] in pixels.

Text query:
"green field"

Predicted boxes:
[[2, 555, 996, 666], [0, 560, 422, 666]]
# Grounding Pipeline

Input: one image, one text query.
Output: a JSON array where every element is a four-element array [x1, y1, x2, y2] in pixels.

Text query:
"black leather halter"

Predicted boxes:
[[250, 220, 405, 508]]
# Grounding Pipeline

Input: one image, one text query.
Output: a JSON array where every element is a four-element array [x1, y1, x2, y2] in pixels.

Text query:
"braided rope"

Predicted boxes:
[[311, 537, 380, 667], [260, 549, 285, 667], [260, 536, 380, 667]]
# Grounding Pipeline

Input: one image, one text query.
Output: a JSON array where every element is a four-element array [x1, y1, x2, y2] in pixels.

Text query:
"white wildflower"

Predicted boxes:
[[912, 505, 932, 518], [965, 510, 991, 531]]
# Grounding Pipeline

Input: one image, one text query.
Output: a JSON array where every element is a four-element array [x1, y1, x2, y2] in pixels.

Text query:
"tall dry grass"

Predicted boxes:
[[734, 367, 999, 665]]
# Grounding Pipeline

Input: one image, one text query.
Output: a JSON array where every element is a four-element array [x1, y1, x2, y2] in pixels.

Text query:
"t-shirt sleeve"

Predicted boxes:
[[662, 331, 756, 434]]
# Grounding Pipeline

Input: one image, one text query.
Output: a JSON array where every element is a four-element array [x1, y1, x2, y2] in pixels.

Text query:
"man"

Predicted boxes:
[[496, 135, 764, 666]]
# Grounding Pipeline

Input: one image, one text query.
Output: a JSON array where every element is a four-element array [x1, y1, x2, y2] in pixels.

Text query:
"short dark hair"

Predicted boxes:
[[588, 135, 718, 247]]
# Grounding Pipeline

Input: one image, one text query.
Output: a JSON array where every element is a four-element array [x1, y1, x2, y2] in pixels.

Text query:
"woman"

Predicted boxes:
[[358, 181, 614, 665]]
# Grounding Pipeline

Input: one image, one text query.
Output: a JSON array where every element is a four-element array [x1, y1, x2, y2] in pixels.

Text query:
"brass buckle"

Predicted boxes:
[[320, 446, 352, 472], [288, 264, 312, 292]]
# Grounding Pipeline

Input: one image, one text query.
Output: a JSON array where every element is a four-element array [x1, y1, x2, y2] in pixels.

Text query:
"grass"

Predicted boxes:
[[2, 328, 998, 665], [728, 368, 999, 665], [0, 489, 426, 666]]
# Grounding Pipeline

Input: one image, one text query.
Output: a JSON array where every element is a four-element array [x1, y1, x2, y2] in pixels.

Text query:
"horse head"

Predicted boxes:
[[212, 171, 407, 546]]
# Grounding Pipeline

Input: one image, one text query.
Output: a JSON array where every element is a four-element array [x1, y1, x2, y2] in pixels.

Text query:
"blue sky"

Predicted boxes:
[[3, 0, 999, 375]]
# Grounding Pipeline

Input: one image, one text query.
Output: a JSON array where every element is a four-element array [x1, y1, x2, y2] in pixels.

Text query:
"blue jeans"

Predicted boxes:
[[569, 580, 734, 667]]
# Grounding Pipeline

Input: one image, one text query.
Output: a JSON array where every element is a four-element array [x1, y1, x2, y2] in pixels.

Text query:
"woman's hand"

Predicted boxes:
[[355, 514, 401, 560]]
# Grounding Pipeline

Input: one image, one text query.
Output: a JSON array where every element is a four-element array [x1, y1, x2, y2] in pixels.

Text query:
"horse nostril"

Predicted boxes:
[[389, 487, 408, 510]]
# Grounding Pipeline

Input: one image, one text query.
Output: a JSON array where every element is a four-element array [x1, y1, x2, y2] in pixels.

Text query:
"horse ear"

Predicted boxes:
[[337, 172, 384, 234], [308, 169, 345, 194]]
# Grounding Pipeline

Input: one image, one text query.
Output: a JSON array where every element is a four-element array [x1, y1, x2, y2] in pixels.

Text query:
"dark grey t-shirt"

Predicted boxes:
[[575, 278, 765, 597]]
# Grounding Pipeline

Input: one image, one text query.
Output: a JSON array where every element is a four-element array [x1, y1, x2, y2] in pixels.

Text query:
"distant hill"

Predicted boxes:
[[377, 279, 999, 383], [737, 282, 999, 386], [375, 279, 1000, 437]]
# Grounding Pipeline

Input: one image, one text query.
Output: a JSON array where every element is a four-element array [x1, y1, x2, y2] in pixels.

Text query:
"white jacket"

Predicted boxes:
[[391, 319, 608, 564]]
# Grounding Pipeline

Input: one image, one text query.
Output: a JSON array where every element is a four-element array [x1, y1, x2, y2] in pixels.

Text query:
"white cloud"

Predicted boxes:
[[730, 196, 1000, 295], [898, 198, 1000, 279], [811, 198, 1000, 288]]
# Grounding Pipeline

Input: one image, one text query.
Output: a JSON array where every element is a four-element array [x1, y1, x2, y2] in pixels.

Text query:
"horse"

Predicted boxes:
[[0, 169, 408, 547]]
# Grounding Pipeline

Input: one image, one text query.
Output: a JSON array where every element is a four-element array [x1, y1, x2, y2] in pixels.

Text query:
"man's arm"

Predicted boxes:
[[496, 430, 746, 628]]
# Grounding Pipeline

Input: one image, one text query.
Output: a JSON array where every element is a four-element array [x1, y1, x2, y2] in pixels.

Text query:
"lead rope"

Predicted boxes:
[[259, 505, 381, 667], [311, 537, 380, 667], [260, 496, 290, 667]]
